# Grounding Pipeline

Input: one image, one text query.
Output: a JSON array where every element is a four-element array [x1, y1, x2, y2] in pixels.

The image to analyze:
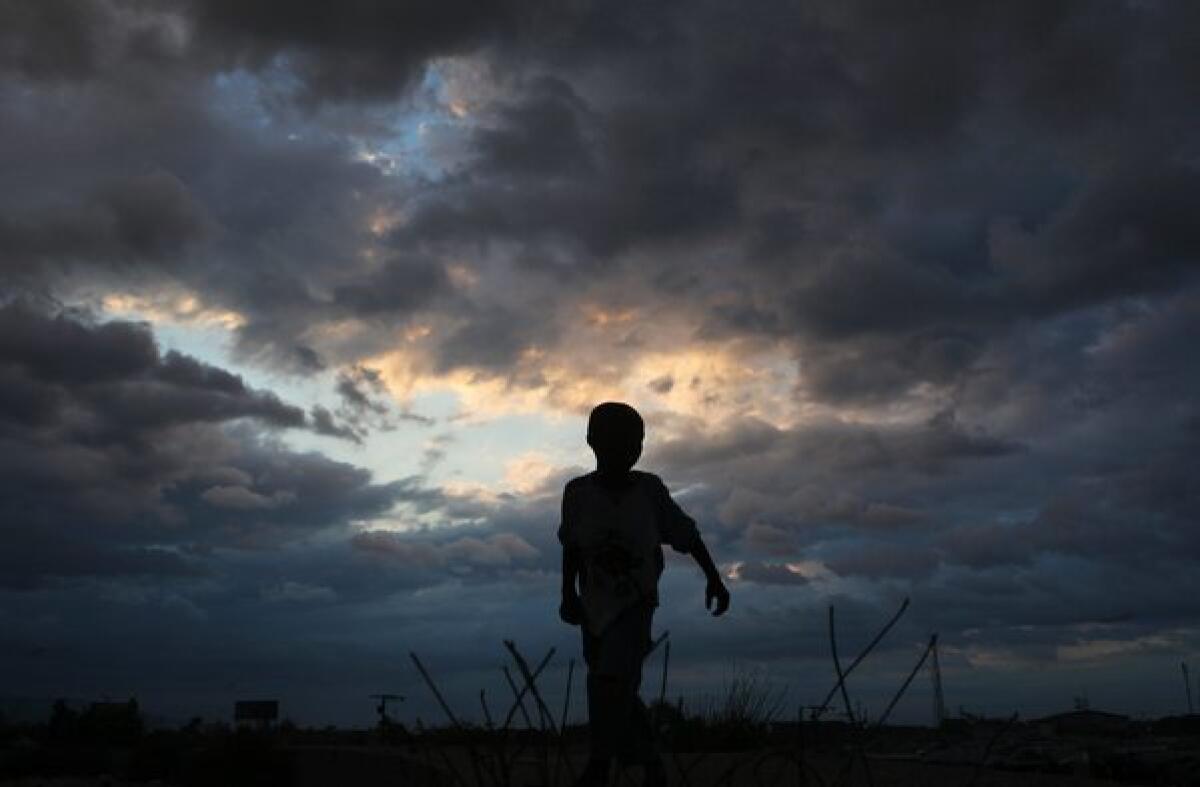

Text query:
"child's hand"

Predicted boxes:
[[559, 591, 585, 626], [705, 578, 731, 616]]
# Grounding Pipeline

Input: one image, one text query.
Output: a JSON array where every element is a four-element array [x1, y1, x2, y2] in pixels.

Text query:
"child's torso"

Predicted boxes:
[[573, 473, 663, 634]]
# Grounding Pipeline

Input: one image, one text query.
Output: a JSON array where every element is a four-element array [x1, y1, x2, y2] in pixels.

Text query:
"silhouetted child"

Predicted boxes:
[[558, 402, 730, 787]]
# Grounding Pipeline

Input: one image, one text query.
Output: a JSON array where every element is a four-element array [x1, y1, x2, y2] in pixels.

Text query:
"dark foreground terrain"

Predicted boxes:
[[4, 710, 1200, 787]]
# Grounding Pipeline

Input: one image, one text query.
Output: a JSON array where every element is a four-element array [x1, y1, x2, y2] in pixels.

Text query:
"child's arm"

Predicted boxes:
[[653, 475, 731, 617], [559, 545, 585, 625], [689, 536, 730, 616], [557, 481, 585, 626]]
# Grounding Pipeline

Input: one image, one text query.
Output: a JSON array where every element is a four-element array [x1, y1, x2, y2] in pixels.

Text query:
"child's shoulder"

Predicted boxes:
[[560, 470, 665, 494], [561, 473, 590, 499], [629, 470, 665, 488], [563, 472, 593, 489]]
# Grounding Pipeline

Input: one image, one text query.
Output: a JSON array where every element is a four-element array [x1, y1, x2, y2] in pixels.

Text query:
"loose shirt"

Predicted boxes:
[[558, 471, 700, 635]]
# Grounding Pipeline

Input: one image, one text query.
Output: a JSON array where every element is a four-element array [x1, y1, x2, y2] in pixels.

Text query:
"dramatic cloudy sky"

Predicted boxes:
[[2, 0, 1198, 727]]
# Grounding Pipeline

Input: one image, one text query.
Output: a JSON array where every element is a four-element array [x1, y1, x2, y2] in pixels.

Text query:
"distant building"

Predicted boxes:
[[234, 700, 279, 729], [1034, 709, 1130, 737], [1152, 713, 1200, 735]]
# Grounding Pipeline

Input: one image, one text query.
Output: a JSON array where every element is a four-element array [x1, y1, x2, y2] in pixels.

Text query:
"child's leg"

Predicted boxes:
[[582, 605, 661, 775], [580, 624, 615, 785]]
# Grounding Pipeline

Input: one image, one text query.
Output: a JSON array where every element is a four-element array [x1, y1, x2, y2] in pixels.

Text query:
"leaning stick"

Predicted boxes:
[[827, 606, 856, 726], [814, 598, 909, 719]]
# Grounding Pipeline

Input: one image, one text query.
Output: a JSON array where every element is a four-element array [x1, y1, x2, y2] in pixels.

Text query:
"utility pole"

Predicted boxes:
[[1182, 663, 1194, 715], [930, 633, 946, 728]]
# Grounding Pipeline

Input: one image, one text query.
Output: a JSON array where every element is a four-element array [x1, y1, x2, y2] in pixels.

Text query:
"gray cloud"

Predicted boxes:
[[0, 302, 405, 587]]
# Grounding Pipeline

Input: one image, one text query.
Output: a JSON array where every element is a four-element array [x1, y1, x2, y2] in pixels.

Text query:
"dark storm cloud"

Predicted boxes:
[[0, 0, 187, 81], [650, 412, 1019, 494], [186, 0, 514, 103], [0, 170, 212, 277], [433, 302, 542, 372], [0, 45, 445, 370], [3, 0, 1195, 385], [0, 302, 406, 587], [394, 79, 740, 260], [330, 254, 450, 318], [305, 365, 435, 443], [991, 162, 1200, 313], [0, 300, 303, 428]]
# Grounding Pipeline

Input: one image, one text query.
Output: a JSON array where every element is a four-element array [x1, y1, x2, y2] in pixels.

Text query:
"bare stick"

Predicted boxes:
[[554, 658, 578, 787], [412, 717, 440, 787], [498, 649, 556, 787], [501, 648, 555, 732], [481, 689, 495, 729], [504, 641, 560, 787], [658, 640, 671, 711], [411, 651, 464, 728], [814, 598, 909, 720], [477, 689, 503, 787], [858, 751, 876, 787], [504, 665, 536, 730], [501, 666, 538, 787], [827, 606, 856, 726], [872, 635, 936, 729], [748, 748, 823, 787], [504, 640, 560, 734], [967, 711, 1019, 787], [416, 717, 468, 787], [671, 749, 706, 787], [411, 652, 490, 787], [561, 658, 576, 731]]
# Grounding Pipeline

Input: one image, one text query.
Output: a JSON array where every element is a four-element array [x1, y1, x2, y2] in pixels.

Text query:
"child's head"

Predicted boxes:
[[587, 401, 644, 473]]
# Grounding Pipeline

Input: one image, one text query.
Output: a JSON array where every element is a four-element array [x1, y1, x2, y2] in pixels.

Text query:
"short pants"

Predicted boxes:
[[581, 603, 658, 764], [583, 602, 654, 677]]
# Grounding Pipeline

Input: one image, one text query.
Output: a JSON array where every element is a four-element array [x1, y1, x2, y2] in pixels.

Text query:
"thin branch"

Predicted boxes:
[[658, 640, 672, 711], [814, 598, 909, 720], [500, 649, 555, 732], [827, 606, 856, 726], [648, 629, 670, 657], [504, 640, 560, 735], [503, 666, 536, 730], [554, 658, 578, 787], [411, 651, 464, 728], [480, 689, 495, 730], [410, 652, 489, 787], [872, 635, 936, 729], [561, 658, 576, 732], [967, 711, 1019, 787]]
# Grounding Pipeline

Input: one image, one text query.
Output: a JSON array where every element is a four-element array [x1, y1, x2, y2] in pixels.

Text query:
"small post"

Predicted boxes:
[[659, 640, 671, 712], [1183, 662, 1194, 715], [931, 634, 946, 728]]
